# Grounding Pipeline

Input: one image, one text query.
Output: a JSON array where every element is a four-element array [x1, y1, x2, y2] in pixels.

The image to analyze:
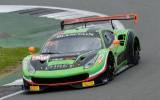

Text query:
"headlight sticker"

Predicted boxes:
[[97, 55, 103, 64]]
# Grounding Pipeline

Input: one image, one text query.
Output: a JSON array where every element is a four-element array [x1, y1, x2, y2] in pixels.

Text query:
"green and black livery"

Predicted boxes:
[[22, 13, 141, 91]]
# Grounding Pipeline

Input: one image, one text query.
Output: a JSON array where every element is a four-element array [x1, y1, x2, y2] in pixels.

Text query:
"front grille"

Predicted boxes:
[[32, 73, 89, 84], [48, 64, 79, 70], [31, 60, 80, 71]]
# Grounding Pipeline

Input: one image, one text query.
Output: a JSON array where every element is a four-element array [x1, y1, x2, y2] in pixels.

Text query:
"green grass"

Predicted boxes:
[[0, 47, 29, 71]]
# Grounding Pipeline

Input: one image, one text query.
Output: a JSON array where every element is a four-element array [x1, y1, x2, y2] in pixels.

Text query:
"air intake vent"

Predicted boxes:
[[32, 73, 89, 84]]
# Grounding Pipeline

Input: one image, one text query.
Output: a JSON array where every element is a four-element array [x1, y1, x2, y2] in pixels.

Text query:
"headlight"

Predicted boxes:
[[84, 55, 101, 69], [23, 59, 35, 74]]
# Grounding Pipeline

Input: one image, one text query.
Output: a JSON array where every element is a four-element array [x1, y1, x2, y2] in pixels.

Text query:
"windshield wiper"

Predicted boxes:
[[41, 52, 60, 54]]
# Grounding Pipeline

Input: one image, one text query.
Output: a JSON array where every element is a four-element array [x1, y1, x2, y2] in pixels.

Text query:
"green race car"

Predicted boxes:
[[22, 13, 141, 91]]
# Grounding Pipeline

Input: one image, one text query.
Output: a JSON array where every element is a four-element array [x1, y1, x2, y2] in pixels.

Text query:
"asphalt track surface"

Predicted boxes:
[[0, 0, 160, 100]]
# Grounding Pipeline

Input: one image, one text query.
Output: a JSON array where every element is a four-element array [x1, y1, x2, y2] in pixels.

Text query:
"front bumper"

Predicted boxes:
[[22, 58, 107, 91], [23, 69, 106, 91]]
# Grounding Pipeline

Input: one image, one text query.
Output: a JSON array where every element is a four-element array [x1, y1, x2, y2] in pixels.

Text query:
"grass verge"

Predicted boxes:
[[0, 47, 29, 75]]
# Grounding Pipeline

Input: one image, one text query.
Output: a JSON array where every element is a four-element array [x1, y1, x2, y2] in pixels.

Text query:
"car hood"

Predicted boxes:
[[30, 50, 98, 71]]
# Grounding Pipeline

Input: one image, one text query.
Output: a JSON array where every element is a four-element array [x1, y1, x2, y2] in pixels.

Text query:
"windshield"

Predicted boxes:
[[41, 32, 102, 54]]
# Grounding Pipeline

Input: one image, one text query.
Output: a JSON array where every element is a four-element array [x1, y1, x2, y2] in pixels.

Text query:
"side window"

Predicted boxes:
[[103, 31, 114, 47]]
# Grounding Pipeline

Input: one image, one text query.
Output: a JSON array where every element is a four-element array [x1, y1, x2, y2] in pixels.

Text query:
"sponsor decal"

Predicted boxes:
[[54, 32, 95, 39], [97, 55, 103, 64], [46, 41, 58, 46], [30, 86, 40, 91], [82, 81, 95, 87], [32, 55, 50, 61]]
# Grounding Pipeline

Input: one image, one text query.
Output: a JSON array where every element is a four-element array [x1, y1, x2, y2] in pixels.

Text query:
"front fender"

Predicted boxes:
[[85, 49, 111, 76]]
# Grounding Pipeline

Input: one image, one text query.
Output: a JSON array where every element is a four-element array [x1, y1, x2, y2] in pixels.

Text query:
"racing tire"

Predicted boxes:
[[100, 53, 115, 83], [126, 33, 140, 66], [22, 79, 29, 91]]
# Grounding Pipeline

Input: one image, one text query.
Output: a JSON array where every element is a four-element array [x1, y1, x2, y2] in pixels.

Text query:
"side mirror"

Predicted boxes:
[[112, 40, 120, 45], [28, 47, 36, 54]]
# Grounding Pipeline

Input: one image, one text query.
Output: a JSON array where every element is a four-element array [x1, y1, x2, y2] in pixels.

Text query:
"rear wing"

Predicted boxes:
[[60, 13, 138, 30]]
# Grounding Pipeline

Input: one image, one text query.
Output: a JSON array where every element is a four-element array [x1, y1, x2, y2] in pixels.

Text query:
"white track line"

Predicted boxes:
[[0, 90, 24, 100], [0, 5, 125, 29], [41, 11, 99, 20], [0, 5, 36, 13], [3, 79, 23, 86]]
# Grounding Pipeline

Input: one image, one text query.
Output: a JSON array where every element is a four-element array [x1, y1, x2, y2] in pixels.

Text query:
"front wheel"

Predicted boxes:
[[100, 54, 115, 83], [22, 79, 29, 91], [106, 65, 114, 81]]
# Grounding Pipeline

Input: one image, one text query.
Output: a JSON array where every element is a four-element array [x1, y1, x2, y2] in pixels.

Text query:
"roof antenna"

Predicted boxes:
[[111, 20, 115, 30]]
